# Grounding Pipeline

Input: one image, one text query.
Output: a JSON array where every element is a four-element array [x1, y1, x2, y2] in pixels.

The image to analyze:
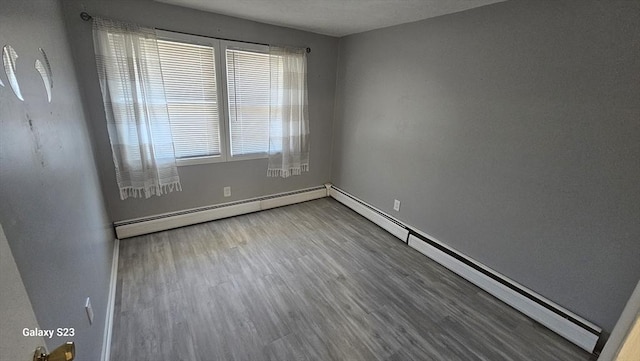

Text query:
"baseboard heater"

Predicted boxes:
[[114, 186, 327, 239], [328, 186, 409, 241], [328, 185, 602, 354]]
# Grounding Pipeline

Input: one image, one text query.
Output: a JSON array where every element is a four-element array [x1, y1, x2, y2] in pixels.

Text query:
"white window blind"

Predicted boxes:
[[157, 39, 221, 159], [226, 48, 271, 156]]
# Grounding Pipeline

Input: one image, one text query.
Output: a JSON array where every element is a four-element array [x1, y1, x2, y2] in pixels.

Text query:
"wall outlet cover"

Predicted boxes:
[[224, 186, 231, 197], [393, 199, 401, 211]]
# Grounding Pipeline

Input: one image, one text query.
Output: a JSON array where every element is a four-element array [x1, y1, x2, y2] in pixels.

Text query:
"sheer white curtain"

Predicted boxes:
[[267, 46, 310, 177], [93, 18, 181, 199]]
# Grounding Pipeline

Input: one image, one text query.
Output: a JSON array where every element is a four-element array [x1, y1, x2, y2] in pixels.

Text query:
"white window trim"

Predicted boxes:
[[156, 30, 273, 167], [220, 40, 270, 162], [156, 30, 229, 165], [175, 155, 226, 167]]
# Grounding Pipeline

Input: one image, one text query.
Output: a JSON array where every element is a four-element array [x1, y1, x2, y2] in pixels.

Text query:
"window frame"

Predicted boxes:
[[220, 40, 271, 162], [155, 31, 273, 166], [156, 30, 229, 166]]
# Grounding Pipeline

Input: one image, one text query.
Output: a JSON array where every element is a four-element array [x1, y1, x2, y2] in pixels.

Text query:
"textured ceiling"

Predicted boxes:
[[156, 0, 507, 37]]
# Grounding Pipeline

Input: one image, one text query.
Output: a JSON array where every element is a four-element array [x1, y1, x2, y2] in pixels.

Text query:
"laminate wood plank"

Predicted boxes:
[[235, 273, 292, 346], [371, 305, 463, 361], [110, 198, 595, 361], [264, 332, 309, 361], [111, 290, 197, 361]]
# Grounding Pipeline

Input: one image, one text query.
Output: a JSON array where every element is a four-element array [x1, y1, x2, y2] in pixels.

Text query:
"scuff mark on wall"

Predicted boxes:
[[25, 113, 46, 168]]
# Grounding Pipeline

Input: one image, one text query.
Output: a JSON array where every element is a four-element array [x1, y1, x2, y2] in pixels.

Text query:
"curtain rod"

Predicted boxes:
[[80, 12, 311, 53]]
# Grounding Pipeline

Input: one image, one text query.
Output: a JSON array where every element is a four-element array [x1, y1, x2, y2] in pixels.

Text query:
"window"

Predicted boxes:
[[157, 38, 223, 161], [225, 46, 271, 157], [156, 31, 277, 165]]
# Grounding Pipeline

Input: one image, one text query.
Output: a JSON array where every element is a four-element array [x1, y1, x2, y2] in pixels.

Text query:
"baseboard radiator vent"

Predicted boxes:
[[327, 185, 602, 354], [114, 186, 328, 239]]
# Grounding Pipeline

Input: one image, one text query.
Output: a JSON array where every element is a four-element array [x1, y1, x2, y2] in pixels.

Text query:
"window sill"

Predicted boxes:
[[227, 152, 268, 162], [176, 155, 225, 167], [176, 153, 269, 167]]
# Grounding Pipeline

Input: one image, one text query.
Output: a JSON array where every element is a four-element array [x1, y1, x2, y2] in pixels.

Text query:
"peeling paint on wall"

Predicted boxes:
[[36, 48, 53, 102], [1, 46, 54, 102], [2, 45, 23, 101], [35, 60, 52, 102]]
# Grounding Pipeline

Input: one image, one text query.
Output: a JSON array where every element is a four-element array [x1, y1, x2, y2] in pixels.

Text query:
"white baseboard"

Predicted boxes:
[[328, 187, 409, 241], [101, 238, 119, 361], [407, 234, 600, 352], [114, 187, 327, 239], [328, 185, 601, 353], [261, 188, 327, 211]]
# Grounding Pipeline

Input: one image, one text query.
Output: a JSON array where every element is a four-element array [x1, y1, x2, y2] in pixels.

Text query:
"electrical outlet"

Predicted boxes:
[[85, 297, 94, 325], [223, 186, 231, 197], [393, 199, 401, 211]]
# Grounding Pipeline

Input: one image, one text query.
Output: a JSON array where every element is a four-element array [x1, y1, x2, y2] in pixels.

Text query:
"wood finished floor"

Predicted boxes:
[[111, 198, 595, 361]]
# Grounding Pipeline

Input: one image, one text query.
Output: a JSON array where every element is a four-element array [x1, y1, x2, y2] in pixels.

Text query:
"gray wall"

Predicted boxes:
[[332, 0, 640, 334], [61, 0, 339, 221], [0, 1, 115, 360]]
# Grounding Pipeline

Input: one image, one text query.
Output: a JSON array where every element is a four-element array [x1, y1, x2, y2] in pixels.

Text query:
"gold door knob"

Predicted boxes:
[[33, 342, 74, 361]]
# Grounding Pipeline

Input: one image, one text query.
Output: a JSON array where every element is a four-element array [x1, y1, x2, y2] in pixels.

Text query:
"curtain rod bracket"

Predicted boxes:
[[80, 12, 92, 21]]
